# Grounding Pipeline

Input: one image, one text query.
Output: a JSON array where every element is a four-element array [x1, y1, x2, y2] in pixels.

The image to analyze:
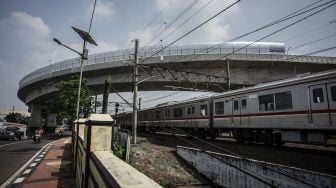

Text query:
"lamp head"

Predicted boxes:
[[53, 38, 62, 45]]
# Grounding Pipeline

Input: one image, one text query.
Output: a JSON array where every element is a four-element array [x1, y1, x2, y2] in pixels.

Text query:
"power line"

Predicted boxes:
[[286, 46, 336, 61], [137, 0, 331, 86], [145, 0, 200, 46], [224, 46, 336, 76], [135, 0, 174, 40], [164, 0, 328, 64], [194, 0, 336, 72], [152, 0, 216, 48], [288, 33, 336, 52], [284, 19, 336, 42], [218, 1, 336, 60], [142, 0, 240, 62], [142, 91, 181, 103]]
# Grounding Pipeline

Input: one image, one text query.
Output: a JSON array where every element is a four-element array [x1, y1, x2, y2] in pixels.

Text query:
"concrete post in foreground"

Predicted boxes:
[[83, 114, 114, 188]]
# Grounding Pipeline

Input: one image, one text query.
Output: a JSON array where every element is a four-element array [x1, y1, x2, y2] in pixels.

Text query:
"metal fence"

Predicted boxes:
[[19, 43, 285, 88]]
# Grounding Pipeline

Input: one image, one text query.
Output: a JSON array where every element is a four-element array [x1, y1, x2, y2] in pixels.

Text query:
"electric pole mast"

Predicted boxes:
[[132, 39, 139, 144]]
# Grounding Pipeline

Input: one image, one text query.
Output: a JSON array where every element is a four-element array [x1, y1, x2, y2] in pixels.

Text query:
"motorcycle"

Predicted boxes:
[[33, 134, 41, 143]]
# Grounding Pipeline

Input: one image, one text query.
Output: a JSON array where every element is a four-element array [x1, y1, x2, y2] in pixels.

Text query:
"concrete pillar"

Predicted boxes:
[[47, 113, 57, 127], [30, 103, 44, 127], [83, 114, 114, 188]]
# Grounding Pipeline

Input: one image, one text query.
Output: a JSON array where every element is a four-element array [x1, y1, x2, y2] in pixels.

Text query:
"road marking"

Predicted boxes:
[[0, 142, 51, 188], [13, 177, 25, 184], [34, 158, 41, 162], [0, 140, 30, 148], [42, 152, 46, 154], [29, 163, 37, 167], [22, 169, 32, 175], [38, 155, 44, 158]]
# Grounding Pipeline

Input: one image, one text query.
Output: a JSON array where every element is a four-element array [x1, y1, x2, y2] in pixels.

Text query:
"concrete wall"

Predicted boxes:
[[177, 146, 336, 188], [73, 114, 161, 188]]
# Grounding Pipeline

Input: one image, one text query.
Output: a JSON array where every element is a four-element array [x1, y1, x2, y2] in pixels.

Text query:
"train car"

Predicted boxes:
[[115, 70, 336, 145]]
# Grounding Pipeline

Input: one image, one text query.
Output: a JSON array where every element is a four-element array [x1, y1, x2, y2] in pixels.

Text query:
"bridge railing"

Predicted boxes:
[[19, 43, 284, 88]]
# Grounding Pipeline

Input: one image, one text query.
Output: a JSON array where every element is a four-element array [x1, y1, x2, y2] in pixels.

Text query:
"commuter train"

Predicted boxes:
[[115, 70, 336, 145]]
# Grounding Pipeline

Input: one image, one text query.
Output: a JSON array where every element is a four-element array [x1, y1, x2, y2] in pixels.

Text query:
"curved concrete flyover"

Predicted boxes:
[[17, 42, 336, 128]]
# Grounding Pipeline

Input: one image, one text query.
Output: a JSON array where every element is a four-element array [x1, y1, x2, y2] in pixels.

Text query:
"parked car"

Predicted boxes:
[[0, 127, 23, 140]]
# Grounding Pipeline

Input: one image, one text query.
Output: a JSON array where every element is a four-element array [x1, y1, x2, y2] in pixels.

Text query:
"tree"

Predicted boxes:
[[5, 112, 21, 123], [47, 77, 91, 124], [4, 113, 30, 124]]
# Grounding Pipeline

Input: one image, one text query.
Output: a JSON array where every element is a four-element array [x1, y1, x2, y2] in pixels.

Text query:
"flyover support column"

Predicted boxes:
[[132, 39, 139, 144]]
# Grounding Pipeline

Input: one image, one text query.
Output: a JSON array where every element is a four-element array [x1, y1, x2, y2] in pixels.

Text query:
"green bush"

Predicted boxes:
[[113, 143, 125, 159]]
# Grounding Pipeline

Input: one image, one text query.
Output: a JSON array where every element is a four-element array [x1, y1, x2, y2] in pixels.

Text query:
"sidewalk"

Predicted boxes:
[[20, 137, 75, 188]]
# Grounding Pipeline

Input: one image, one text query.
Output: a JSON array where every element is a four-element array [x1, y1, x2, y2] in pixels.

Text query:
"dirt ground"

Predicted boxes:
[[129, 135, 209, 187]]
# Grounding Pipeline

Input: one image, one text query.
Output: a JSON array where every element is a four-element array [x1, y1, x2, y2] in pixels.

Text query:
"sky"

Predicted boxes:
[[0, 0, 335, 113]]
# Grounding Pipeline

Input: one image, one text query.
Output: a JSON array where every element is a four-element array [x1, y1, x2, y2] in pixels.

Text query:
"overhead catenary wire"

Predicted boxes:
[[156, 0, 328, 64], [284, 18, 336, 42], [288, 33, 336, 52], [142, 0, 241, 62], [135, 0, 174, 41], [218, 1, 336, 60], [137, 0, 332, 87], [223, 46, 336, 76], [285, 46, 336, 61], [151, 0, 216, 48], [145, 0, 200, 47], [193, 0, 336, 71]]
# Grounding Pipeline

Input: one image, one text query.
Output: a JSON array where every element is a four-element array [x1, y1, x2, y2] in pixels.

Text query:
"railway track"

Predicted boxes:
[[139, 131, 336, 176]]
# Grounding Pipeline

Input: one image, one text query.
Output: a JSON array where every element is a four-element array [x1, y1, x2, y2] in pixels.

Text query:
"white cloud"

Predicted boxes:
[[88, 40, 118, 53], [0, 11, 55, 110], [89, 0, 114, 20], [131, 0, 240, 46]]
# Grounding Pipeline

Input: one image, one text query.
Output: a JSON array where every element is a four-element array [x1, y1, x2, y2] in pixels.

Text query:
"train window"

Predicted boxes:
[[173, 108, 183, 117], [313, 88, 324, 103], [215, 102, 224, 114], [156, 111, 161, 119], [233, 100, 239, 110], [259, 94, 274, 111], [165, 109, 170, 117], [241, 99, 247, 109], [331, 86, 336, 101], [275, 92, 292, 110], [200, 104, 208, 116]]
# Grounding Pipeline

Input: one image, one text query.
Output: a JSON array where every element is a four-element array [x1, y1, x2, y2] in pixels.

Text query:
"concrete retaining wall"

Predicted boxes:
[[73, 114, 161, 188], [177, 146, 336, 188]]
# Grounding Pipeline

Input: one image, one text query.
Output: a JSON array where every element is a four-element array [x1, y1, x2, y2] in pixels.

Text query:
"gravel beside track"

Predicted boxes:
[[141, 132, 336, 176]]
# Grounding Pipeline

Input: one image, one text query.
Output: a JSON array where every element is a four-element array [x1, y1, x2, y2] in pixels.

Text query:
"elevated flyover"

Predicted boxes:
[[17, 42, 336, 127]]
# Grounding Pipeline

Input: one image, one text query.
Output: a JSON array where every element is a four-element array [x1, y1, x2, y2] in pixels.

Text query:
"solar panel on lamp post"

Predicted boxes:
[[53, 26, 97, 120]]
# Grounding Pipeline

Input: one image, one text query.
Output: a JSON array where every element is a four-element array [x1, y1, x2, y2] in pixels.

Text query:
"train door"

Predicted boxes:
[[309, 84, 330, 126], [240, 97, 248, 126], [232, 98, 240, 125], [327, 83, 336, 126], [186, 105, 195, 127]]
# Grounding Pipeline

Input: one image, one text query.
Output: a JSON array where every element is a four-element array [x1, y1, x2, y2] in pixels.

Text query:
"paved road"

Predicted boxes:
[[0, 137, 56, 185]]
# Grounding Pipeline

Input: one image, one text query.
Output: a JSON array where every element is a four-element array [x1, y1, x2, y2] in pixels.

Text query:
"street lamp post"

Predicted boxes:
[[53, 27, 97, 120]]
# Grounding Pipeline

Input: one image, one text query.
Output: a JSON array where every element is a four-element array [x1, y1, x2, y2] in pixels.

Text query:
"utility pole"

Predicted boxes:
[[102, 80, 110, 114], [132, 39, 139, 144], [94, 95, 97, 113], [227, 59, 231, 91]]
